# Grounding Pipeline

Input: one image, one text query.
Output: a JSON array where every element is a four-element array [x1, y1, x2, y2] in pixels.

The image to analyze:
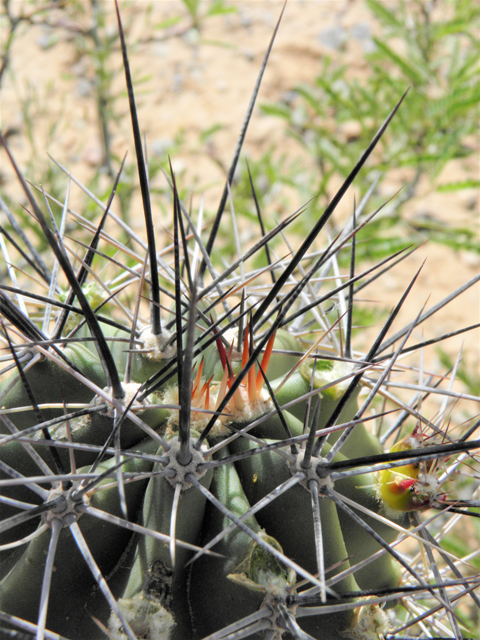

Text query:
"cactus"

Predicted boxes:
[[1, 2, 479, 640]]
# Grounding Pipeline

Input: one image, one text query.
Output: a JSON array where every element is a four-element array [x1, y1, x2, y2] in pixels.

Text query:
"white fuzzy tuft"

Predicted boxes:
[[108, 592, 175, 640]]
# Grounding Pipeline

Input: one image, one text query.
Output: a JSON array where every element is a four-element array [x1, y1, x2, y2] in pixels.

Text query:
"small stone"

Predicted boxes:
[[151, 137, 175, 157], [318, 25, 346, 50], [461, 251, 480, 268], [153, 42, 169, 58], [242, 48, 255, 62], [341, 120, 362, 142], [239, 11, 253, 29], [350, 22, 371, 41], [76, 78, 93, 98], [36, 27, 57, 50], [82, 143, 103, 167], [171, 72, 184, 93], [183, 27, 200, 46]]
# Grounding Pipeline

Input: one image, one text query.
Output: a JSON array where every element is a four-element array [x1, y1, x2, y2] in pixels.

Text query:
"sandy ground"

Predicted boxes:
[[1, 0, 479, 401]]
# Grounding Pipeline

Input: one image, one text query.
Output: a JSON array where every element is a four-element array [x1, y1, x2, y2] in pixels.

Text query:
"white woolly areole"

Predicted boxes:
[[108, 592, 175, 640], [222, 385, 272, 423], [162, 384, 215, 434], [342, 600, 390, 640], [138, 326, 176, 361], [93, 382, 150, 418], [416, 471, 442, 499], [162, 435, 210, 490], [43, 484, 89, 528], [162, 382, 273, 439], [288, 452, 334, 493]]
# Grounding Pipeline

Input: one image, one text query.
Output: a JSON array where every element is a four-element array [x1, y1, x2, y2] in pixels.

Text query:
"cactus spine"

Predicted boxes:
[[0, 2, 479, 640]]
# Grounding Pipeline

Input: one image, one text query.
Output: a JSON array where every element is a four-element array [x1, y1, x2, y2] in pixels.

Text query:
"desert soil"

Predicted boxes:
[[1, 0, 479, 404]]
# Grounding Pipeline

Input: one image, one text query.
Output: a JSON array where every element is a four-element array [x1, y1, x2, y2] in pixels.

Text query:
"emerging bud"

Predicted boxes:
[[376, 431, 445, 514]]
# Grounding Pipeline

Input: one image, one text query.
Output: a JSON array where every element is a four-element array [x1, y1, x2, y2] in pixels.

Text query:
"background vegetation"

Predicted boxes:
[[2, 0, 478, 388], [0, 1, 479, 637]]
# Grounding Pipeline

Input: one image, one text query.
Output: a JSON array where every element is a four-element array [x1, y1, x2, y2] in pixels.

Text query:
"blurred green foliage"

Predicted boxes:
[[2, 0, 479, 265], [236, 0, 480, 261]]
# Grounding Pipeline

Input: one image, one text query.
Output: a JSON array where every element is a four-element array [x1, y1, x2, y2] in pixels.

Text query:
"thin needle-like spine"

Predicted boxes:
[[37, 518, 62, 640], [308, 478, 326, 603], [68, 521, 137, 640], [115, 0, 162, 337], [170, 481, 182, 569], [199, 1, 288, 286]]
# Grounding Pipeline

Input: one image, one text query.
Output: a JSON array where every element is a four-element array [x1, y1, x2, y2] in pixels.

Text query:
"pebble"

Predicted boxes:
[[318, 25, 346, 50]]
